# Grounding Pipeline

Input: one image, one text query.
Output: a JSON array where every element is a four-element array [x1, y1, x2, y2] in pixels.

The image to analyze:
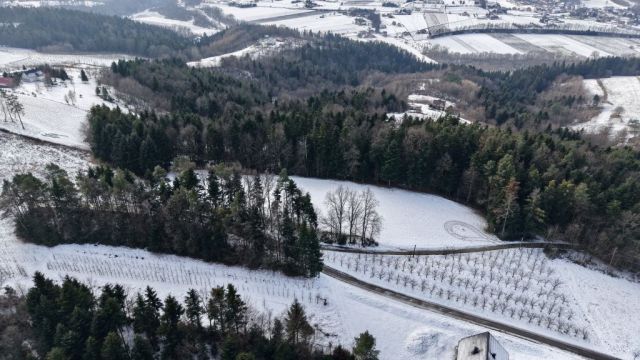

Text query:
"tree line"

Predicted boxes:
[[0, 163, 323, 277], [0, 273, 379, 359]]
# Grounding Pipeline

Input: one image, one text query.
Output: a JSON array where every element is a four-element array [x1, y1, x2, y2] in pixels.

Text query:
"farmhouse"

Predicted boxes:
[[456, 332, 509, 360], [0, 77, 14, 88], [21, 69, 44, 83]]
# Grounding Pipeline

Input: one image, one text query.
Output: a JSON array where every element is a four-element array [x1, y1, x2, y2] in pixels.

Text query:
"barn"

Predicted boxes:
[[456, 332, 509, 360]]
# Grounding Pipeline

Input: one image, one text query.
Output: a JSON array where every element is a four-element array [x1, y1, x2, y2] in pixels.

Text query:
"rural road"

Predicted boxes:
[[322, 265, 619, 360], [321, 241, 575, 256]]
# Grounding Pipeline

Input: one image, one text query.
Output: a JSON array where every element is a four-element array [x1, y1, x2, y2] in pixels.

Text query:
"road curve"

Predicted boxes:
[[321, 241, 575, 256], [322, 265, 619, 360]]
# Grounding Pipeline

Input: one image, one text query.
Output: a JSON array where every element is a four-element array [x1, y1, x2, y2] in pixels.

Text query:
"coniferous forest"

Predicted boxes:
[[0, 273, 374, 359], [0, 164, 322, 277], [90, 55, 640, 270]]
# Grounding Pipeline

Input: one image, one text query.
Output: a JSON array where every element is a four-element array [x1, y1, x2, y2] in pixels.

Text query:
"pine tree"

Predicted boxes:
[[131, 335, 155, 360], [143, 286, 162, 348], [80, 69, 89, 82], [207, 170, 222, 208], [224, 284, 246, 335], [207, 286, 226, 334], [132, 293, 147, 334], [100, 332, 128, 360], [159, 295, 184, 359], [91, 295, 126, 343], [524, 188, 546, 235], [180, 168, 199, 191], [299, 223, 323, 277], [352, 331, 379, 360], [46, 347, 67, 360], [284, 299, 314, 345], [381, 138, 401, 186], [184, 289, 203, 329], [82, 337, 99, 360]]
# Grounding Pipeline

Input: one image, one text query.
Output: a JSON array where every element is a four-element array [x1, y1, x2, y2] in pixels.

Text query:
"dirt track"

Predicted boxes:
[[321, 241, 575, 256]]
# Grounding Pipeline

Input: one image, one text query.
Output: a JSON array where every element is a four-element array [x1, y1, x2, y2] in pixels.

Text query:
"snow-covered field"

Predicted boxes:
[[1, 67, 119, 149], [430, 33, 523, 54], [572, 76, 640, 140], [514, 34, 611, 57], [427, 32, 639, 57], [213, 4, 312, 22], [324, 248, 640, 359], [263, 12, 366, 36], [130, 10, 220, 36], [291, 176, 499, 250], [0, 47, 130, 71], [325, 249, 594, 343]]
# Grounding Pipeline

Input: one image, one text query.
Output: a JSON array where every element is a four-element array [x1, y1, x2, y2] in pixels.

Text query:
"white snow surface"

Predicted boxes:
[[291, 176, 500, 250], [0, 46, 131, 71], [214, 4, 312, 22], [513, 34, 612, 57], [130, 10, 220, 36], [430, 33, 522, 54], [572, 76, 640, 140], [324, 248, 640, 359], [263, 12, 365, 35], [0, 67, 119, 149]]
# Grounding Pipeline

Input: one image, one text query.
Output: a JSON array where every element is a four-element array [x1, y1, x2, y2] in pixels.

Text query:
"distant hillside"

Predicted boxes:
[[0, 7, 192, 57]]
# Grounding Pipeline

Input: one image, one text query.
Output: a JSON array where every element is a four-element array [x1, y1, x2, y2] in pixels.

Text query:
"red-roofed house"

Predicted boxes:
[[0, 77, 14, 88]]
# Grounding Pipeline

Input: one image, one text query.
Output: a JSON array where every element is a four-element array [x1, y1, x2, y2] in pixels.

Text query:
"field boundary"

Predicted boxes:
[[321, 241, 575, 255]]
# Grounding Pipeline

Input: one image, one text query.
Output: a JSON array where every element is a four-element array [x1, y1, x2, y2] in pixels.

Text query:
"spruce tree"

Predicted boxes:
[[224, 284, 246, 335], [184, 289, 203, 329], [207, 286, 226, 334], [131, 335, 155, 360], [284, 299, 313, 345], [100, 332, 128, 360], [144, 286, 162, 348], [352, 331, 379, 360], [159, 295, 184, 359]]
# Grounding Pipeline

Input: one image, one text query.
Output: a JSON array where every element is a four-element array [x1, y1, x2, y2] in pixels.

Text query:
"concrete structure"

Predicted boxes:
[[456, 332, 509, 360]]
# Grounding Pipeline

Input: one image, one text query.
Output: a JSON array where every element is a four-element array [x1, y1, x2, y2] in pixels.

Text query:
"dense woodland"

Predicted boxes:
[[0, 163, 322, 277], [0, 8, 192, 56], [0, 274, 378, 359], [96, 51, 640, 270]]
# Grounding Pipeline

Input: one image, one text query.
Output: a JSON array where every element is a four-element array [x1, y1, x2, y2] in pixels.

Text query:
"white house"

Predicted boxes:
[[456, 332, 509, 360]]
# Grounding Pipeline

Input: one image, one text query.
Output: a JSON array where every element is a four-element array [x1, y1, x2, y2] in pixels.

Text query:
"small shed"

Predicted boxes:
[[456, 332, 509, 360]]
